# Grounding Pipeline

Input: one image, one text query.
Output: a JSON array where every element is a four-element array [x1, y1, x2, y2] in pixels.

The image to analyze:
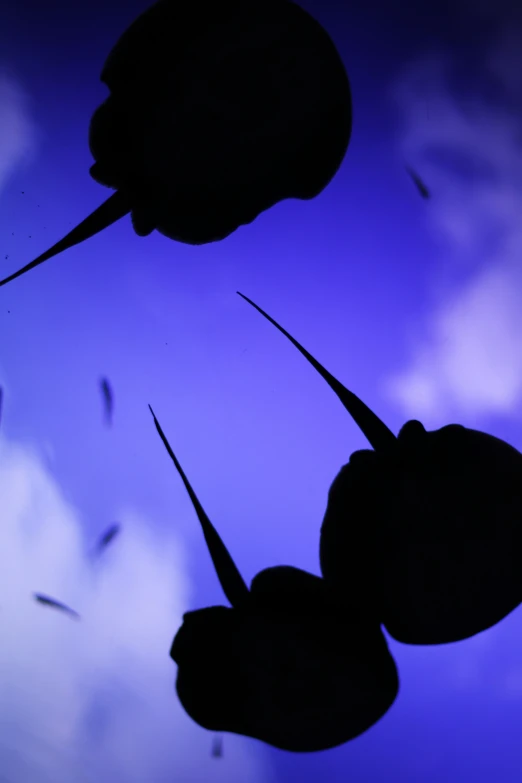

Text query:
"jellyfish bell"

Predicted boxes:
[[0, 0, 351, 289], [322, 421, 522, 645], [171, 567, 399, 753], [237, 292, 522, 645], [382, 421, 522, 645], [149, 405, 398, 752], [90, 0, 352, 244]]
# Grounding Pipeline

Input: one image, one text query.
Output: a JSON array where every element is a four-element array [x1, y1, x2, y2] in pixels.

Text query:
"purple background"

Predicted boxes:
[[2, 0, 522, 781]]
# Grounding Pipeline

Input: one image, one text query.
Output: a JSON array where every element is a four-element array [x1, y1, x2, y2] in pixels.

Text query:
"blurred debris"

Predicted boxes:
[[405, 165, 430, 199], [95, 522, 121, 556], [99, 376, 113, 427], [33, 593, 80, 619], [211, 734, 223, 758]]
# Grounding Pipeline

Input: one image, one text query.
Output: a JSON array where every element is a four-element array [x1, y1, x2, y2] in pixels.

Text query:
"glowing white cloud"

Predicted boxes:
[[0, 70, 38, 193], [383, 32, 522, 424], [385, 260, 522, 423], [0, 436, 273, 783]]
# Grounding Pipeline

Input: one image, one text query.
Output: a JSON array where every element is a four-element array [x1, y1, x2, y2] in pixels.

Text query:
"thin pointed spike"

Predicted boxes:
[[0, 191, 131, 288], [148, 404, 250, 608], [237, 292, 396, 452]]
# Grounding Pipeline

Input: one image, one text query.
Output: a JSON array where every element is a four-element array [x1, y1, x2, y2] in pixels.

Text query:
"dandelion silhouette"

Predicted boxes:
[[148, 404, 398, 752], [237, 292, 522, 646], [0, 0, 351, 289]]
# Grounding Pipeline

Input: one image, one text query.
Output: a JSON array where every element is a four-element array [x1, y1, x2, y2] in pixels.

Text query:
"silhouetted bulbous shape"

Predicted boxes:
[[237, 292, 522, 647], [0, 0, 351, 288], [148, 404, 399, 752], [171, 566, 398, 752], [90, 0, 351, 243], [149, 406, 398, 751], [321, 421, 522, 645]]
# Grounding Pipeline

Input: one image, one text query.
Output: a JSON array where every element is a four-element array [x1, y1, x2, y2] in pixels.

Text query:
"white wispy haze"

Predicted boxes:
[[0, 435, 272, 783], [0, 69, 272, 783], [0, 70, 38, 193], [384, 12, 522, 426], [382, 10, 522, 709]]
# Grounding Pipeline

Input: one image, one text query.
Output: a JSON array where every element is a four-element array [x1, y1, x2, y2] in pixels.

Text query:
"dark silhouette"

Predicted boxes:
[[237, 292, 522, 646], [94, 522, 121, 556], [148, 404, 398, 752], [33, 593, 80, 620], [405, 165, 430, 199], [99, 376, 114, 427], [0, 0, 351, 289]]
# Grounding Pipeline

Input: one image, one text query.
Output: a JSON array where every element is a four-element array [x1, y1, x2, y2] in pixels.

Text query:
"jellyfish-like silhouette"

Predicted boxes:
[[237, 292, 522, 646], [148, 405, 398, 752], [0, 0, 351, 289]]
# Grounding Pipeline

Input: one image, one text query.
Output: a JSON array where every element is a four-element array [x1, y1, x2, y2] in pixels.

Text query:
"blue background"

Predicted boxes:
[[1, 0, 522, 780]]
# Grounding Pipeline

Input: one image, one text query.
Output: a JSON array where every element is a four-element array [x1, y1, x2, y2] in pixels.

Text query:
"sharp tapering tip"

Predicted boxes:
[[236, 292, 397, 453]]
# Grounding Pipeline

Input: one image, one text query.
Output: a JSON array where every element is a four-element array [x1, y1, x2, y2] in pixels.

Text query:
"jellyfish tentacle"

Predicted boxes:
[[0, 192, 131, 288], [148, 404, 249, 608], [237, 292, 396, 452]]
